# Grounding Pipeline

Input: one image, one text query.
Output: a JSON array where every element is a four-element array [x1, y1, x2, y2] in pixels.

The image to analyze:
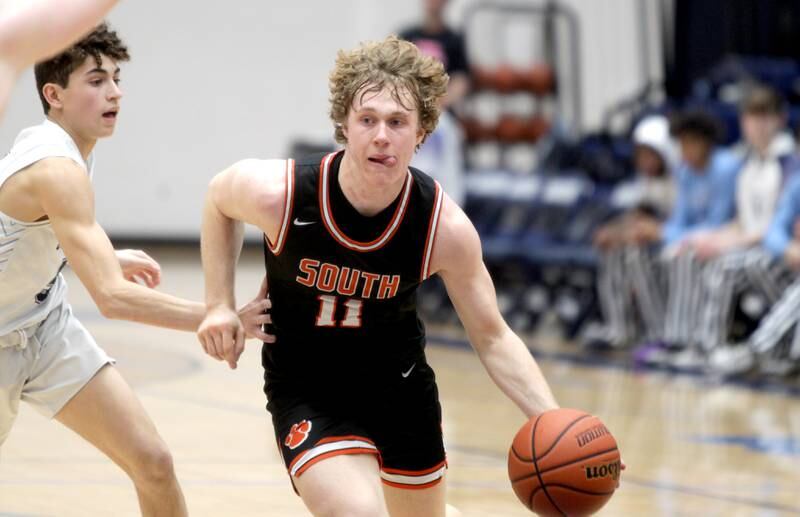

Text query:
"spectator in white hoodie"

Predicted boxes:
[[583, 115, 677, 348]]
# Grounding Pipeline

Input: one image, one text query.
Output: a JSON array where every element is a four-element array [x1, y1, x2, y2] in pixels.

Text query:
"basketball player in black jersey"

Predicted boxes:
[[198, 36, 559, 516]]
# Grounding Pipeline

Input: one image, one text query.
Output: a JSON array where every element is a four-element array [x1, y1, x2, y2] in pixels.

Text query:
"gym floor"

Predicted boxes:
[[1, 245, 798, 516]]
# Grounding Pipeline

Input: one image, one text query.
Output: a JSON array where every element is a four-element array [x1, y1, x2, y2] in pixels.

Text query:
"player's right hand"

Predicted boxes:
[[197, 305, 245, 370]]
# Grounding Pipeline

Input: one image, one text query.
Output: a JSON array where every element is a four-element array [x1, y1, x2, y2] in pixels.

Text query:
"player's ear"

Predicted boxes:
[[42, 83, 64, 112]]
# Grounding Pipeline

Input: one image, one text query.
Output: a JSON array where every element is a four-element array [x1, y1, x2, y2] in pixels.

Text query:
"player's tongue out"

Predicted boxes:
[[369, 155, 397, 167]]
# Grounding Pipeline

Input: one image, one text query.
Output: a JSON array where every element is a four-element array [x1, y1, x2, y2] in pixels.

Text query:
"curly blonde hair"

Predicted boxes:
[[329, 35, 449, 147]]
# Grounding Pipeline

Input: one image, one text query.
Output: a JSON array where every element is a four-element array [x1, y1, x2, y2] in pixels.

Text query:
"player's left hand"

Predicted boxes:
[[115, 249, 161, 287], [238, 276, 276, 343]]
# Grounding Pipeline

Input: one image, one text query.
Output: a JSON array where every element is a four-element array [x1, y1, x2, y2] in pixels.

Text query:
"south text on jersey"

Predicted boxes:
[[296, 258, 400, 299]]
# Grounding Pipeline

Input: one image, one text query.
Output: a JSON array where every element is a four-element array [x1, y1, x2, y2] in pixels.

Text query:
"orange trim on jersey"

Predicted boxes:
[[420, 181, 444, 281], [294, 448, 380, 477], [266, 159, 296, 255], [382, 460, 448, 476], [381, 478, 443, 490], [318, 151, 413, 252]]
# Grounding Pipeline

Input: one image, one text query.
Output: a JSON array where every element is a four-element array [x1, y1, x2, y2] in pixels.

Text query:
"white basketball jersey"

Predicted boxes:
[[0, 119, 94, 335]]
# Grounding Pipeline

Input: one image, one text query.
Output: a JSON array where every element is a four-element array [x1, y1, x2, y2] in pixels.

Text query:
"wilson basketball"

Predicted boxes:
[[508, 408, 620, 516]]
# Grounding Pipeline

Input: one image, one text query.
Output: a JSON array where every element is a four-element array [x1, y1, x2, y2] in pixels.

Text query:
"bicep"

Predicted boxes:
[[433, 201, 507, 344], [209, 159, 287, 237], [440, 258, 507, 345], [35, 162, 123, 301]]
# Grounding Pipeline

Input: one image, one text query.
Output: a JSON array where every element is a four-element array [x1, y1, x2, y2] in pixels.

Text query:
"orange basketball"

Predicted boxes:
[[508, 408, 620, 516], [522, 116, 551, 142], [491, 64, 518, 93], [495, 115, 528, 142], [519, 63, 556, 96]]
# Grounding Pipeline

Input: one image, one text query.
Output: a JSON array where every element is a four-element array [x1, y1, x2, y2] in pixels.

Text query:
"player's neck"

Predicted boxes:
[[338, 153, 406, 217], [46, 114, 97, 161]]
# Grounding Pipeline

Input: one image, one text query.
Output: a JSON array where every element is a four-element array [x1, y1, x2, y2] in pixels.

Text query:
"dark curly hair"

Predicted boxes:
[[669, 109, 723, 144], [329, 35, 449, 148], [34, 22, 129, 114]]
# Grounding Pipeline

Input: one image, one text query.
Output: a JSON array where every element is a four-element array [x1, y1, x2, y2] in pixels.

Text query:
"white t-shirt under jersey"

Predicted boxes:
[[0, 119, 94, 336]]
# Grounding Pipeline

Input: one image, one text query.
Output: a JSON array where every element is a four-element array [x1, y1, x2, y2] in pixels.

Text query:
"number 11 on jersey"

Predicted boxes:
[[315, 295, 363, 328]]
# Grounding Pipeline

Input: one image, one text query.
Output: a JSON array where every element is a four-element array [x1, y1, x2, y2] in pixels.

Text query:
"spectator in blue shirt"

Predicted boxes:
[[634, 110, 740, 368]]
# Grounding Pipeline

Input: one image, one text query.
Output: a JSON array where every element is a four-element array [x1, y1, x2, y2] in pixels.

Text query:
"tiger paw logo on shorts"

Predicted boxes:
[[284, 419, 312, 450]]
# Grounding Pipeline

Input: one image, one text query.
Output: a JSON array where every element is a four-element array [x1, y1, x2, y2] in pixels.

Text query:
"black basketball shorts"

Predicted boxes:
[[266, 361, 447, 489]]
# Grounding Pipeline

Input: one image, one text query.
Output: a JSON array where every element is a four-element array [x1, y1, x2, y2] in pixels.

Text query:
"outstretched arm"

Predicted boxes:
[[198, 159, 287, 368], [0, 0, 119, 118], [0, 0, 118, 69], [33, 157, 205, 331], [431, 195, 558, 417]]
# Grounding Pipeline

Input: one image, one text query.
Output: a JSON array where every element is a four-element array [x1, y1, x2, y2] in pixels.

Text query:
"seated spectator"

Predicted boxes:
[[635, 110, 741, 368], [582, 115, 677, 348], [696, 85, 797, 371], [707, 173, 800, 377]]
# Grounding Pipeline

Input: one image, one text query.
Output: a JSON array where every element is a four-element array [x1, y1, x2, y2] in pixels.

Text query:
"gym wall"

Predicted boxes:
[[0, 0, 655, 240]]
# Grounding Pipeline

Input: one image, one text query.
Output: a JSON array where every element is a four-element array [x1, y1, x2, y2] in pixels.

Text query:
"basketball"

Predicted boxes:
[[508, 408, 620, 516], [495, 115, 528, 142], [519, 63, 556, 96], [522, 115, 551, 142], [492, 64, 519, 92]]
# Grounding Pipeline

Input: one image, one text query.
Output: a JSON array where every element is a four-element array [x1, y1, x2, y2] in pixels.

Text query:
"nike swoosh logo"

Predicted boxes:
[[401, 363, 416, 378], [293, 218, 316, 226]]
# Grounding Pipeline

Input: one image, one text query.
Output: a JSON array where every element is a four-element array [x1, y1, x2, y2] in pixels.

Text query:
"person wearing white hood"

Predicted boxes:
[[584, 114, 677, 349], [697, 85, 799, 373]]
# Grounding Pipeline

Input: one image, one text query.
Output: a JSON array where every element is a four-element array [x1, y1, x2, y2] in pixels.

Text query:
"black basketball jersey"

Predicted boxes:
[[262, 151, 444, 387]]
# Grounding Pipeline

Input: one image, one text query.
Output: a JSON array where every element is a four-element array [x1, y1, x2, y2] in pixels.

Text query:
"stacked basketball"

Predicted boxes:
[[465, 63, 555, 145]]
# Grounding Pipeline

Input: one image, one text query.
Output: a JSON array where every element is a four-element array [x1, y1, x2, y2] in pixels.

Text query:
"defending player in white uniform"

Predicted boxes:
[[0, 23, 269, 516]]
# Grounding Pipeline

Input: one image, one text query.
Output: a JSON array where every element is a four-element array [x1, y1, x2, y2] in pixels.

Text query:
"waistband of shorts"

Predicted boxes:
[[0, 323, 39, 350]]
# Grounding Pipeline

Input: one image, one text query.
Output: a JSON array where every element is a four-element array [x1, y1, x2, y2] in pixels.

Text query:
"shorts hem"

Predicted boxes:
[[379, 459, 448, 489], [46, 358, 115, 419], [293, 448, 380, 478], [381, 477, 444, 490]]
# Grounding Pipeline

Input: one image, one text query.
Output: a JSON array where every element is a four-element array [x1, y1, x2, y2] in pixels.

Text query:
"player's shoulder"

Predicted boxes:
[[26, 156, 87, 184], [218, 158, 290, 218], [437, 195, 477, 242], [429, 194, 481, 273]]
